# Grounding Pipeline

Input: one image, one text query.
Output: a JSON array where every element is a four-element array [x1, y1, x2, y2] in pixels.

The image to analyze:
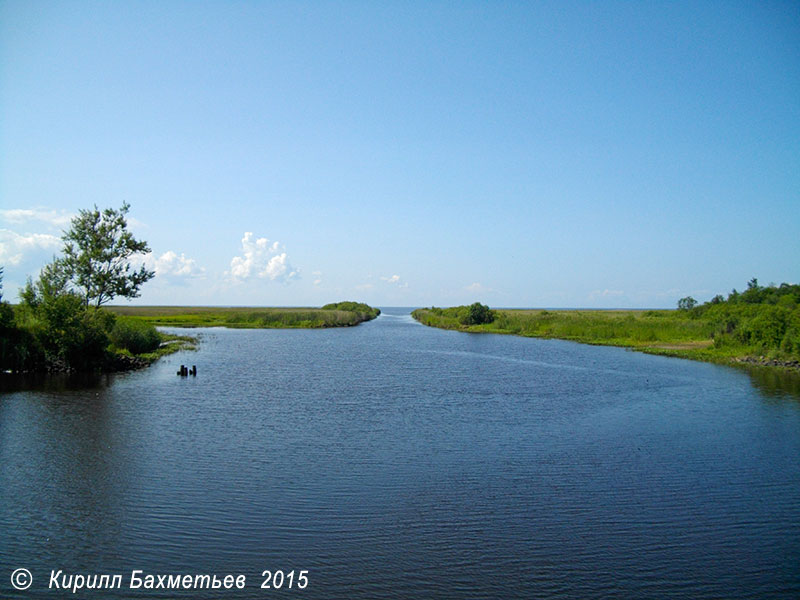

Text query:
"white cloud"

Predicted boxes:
[[381, 274, 408, 288], [0, 208, 73, 228], [0, 229, 61, 265], [229, 232, 298, 283], [151, 250, 205, 278], [312, 270, 322, 285]]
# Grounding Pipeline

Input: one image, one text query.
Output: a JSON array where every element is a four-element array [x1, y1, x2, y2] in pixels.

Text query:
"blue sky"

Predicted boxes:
[[1, 1, 798, 308]]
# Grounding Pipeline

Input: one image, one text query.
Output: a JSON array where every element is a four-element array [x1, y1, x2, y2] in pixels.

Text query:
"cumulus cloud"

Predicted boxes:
[[0, 229, 61, 265], [148, 250, 205, 278], [0, 208, 73, 228], [229, 232, 298, 283]]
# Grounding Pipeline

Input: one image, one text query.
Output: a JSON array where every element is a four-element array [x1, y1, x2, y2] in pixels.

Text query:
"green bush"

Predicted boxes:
[[110, 317, 161, 354], [0, 301, 44, 371], [31, 293, 112, 369], [321, 301, 380, 319], [460, 302, 495, 326]]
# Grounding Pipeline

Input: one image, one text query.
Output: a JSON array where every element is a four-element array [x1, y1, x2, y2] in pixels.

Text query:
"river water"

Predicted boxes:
[[1, 308, 799, 599]]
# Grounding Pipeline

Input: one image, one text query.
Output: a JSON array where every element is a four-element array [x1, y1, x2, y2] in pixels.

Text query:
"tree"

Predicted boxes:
[[677, 296, 697, 311], [460, 302, 496, 325], [61, 202, 154, 307], [740, 277, 765, 304], [19, 258, 71, 308]]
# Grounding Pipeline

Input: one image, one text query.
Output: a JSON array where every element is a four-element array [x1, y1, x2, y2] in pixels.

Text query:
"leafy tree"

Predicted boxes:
[[19, 258, 71, 308], [0, 266, 12, 330], [740, 277, 765, 304], [13, 203, 159, 371], [1, 266, 42, 371], [61, 202, 154, 307], [0, 266, 13, 331], [460, 302, 495, 325], [677, 296, 697, 311]]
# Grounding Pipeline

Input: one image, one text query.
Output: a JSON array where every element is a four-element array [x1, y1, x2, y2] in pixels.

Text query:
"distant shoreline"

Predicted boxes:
[[107, 303, 381, 329]]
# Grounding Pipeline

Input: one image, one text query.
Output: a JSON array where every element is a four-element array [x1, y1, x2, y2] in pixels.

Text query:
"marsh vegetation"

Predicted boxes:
[[413, 280, 800, 369], [108, 303, 381, 329]]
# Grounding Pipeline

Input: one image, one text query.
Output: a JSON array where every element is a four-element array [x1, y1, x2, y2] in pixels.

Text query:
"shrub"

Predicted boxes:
[[460, 302, 495, 326], [110, 317, 161, 354], [321, 302, 380, 319]]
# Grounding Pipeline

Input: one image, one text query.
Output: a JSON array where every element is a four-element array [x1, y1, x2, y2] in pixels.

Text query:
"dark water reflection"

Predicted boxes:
[[742, 364, 800, 400], [1, 308, 799, 599]]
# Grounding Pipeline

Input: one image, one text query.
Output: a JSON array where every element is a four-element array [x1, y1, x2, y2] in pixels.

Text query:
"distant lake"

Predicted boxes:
[[2, 307, 799, 599]]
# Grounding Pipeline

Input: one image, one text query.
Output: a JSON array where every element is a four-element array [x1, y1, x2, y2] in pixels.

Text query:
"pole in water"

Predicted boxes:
[[177, 365, 196, 377]]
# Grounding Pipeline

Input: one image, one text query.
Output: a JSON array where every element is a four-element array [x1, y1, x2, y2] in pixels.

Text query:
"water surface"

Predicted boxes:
[[1, 308, 799, 598]]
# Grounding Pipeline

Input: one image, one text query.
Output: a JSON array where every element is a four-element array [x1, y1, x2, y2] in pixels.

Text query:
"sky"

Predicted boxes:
[[1, 1, 798, 308]]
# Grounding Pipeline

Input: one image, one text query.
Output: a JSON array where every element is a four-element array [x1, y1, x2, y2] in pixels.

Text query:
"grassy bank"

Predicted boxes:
[[412, 290, 800, 370], [107, 302, 381, 329], [412, 307, 719, 359]]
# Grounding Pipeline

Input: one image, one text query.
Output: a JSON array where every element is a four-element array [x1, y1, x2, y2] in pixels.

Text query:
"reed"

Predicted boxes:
[[106, 304, 380, 328]]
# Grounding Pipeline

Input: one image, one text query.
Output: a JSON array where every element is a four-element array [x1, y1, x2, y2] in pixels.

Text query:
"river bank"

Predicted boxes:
[[412, 307, 800, 372]]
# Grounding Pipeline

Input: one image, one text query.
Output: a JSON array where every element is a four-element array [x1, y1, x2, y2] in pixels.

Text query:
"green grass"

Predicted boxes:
[[106, 304, 380, 328], [412, 307, 800, 369]]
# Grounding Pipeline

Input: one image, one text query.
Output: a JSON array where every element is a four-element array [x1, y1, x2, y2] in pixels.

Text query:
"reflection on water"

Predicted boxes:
[[0, 371, 110, 394], [744, 365, 800, 400], [1, 308, 799, 599]]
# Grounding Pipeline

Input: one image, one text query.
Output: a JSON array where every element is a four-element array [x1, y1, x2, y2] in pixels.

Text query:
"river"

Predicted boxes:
[[1, 307, 799, 598]]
